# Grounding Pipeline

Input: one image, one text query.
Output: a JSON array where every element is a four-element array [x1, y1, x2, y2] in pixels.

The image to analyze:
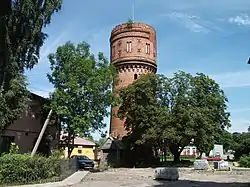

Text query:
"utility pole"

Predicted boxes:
[[31, 109, 53, 157]]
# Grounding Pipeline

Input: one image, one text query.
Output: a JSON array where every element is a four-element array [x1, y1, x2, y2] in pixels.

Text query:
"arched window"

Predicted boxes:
[[126, 41, 132, 53], [134, 74, 138, 80]]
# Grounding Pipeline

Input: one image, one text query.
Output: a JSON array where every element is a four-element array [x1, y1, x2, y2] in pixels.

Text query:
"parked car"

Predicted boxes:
[[71, 155, 94, 170]]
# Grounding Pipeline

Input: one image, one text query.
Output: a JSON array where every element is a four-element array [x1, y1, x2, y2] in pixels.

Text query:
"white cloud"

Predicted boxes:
[[211, 70, 250, 88], [228, 13, 250, 27], [160, 69, 250, 89], [39, 31, 68, 63], [165, 12, 211, 33], [229, 118, 250, 132]]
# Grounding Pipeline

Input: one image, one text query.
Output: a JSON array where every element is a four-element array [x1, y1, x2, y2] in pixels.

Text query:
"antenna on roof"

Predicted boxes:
[[132, 4, 135, 22]]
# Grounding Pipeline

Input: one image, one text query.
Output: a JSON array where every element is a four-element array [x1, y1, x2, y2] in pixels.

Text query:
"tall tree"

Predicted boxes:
[[48, 41, 116, 157], [0, 0, 62, 131], [232, 132, 250, 160], [118, 71, 230, 163], [215, 130, 233, 152], [191, 73, 230, 156], [118, 74, 166, 165]]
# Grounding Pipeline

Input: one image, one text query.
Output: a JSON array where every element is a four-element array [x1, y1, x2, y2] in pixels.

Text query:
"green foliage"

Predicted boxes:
[[96, 138, 106, 148], [0, 153, 61, 185], [239, 155, 250, 168], [47, 41, 116, 157], [9, 142, 19, 154], [126, 18, 133, 24], [191, 73, 230, 155], [232, 132, 250, 160], [118, 71, 230, 163], [215, 130, 233, 152], [0, 0, 62, 131], [0, 75, 29, 131], [2, 0, 62, 70]]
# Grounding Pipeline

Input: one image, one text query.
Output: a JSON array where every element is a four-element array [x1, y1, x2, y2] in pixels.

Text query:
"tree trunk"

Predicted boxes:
[[173, 153, 180, 163], [67, 132, 75, 158], [169, 144, 182, 164], [198, 151, 203, 159]]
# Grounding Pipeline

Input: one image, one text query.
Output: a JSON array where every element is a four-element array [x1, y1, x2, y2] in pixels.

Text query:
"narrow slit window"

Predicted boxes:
[[127, 41, 132, 53], [112, 45, 115, 57], [134, 74, 138, 80], [146, 43, 150, 54]]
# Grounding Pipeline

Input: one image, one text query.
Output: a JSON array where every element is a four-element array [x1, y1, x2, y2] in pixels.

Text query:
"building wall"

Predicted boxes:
[[63, 145, 95, 160], [0, 94, 58, 154], [109, 22, 157, 138], [180, 146, 200, 157]]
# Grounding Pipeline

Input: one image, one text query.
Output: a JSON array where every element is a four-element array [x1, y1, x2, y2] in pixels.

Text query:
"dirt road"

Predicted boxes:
[[75, 168, 250, 187]]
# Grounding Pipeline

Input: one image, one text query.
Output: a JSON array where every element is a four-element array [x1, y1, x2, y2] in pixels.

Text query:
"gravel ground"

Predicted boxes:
[[75, 168, 250, 187]]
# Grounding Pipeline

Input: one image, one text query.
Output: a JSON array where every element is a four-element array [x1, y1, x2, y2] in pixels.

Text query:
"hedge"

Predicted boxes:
[[239, 155, 250, 168], [0, 153, 61, 185]]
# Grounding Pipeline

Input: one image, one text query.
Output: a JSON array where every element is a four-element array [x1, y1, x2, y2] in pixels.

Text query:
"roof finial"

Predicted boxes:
[[132, 4, 135, 22]]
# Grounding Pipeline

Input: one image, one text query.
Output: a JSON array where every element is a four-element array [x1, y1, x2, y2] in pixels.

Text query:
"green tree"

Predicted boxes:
[[215, 130, 233, 152], [232, 132, 250, 160], [118, 74, 166, 165], [118, 71, 230, 163], [0, 0, 62, 131], [96, 138, 106, 148], [47, 41, 116, 157], [191, 73, 230, 156]]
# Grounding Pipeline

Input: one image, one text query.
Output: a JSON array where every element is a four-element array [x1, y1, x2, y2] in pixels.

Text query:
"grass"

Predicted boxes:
[[160, 155, 196, 162], [158, 155, 196, 168]]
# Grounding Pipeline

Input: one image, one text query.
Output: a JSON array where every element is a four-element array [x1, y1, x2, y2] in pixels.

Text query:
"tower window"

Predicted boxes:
[[146, 43, 150, 54], [134, 74, 138, 80], [127, 41, 132, 53], [118, 50, 121, 56], [112, 45, 115, 57]]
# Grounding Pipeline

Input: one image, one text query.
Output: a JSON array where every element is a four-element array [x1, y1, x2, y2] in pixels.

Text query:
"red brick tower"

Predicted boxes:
[[109, 22, 157, 139]]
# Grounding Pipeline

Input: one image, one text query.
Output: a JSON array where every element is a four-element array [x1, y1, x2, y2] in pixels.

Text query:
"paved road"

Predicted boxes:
[[75, 168, 250, 187]]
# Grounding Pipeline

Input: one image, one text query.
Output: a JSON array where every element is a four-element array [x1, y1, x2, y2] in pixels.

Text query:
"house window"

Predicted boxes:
[[78, 145, 82, 154], [0, 136, 15, 154], [126, 41, 132, 53], [134, 74, 138, 80], [146, 43, 150, 54]]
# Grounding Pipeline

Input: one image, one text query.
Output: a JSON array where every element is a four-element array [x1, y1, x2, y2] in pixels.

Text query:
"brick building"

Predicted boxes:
[[0, 93, 59, 154], [109, 22, 158, 139]]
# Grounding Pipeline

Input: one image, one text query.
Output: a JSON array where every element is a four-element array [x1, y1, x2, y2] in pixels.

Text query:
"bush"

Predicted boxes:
[[0, 153, 61, 185], [239, 155, 250, 168]]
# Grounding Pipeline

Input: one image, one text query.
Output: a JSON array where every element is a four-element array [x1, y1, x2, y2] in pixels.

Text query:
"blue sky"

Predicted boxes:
[[25, 0, 250, 140]]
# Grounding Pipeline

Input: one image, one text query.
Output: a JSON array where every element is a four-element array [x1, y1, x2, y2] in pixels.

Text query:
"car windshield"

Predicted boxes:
[[77, 156, 90, 160]]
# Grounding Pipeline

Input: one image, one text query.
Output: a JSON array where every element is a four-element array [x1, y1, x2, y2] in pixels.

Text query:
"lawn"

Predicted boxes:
[[160, 155, 196, 162]]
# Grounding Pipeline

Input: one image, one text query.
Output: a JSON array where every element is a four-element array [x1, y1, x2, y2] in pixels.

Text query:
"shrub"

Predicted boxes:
[[238, 155, 250, 168], [0, 153, 61, 185]]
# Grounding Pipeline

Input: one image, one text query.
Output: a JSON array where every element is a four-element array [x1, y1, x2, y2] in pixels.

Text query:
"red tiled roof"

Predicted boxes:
[[74, 137, 95, 146], [60, 132, 95, 146]]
